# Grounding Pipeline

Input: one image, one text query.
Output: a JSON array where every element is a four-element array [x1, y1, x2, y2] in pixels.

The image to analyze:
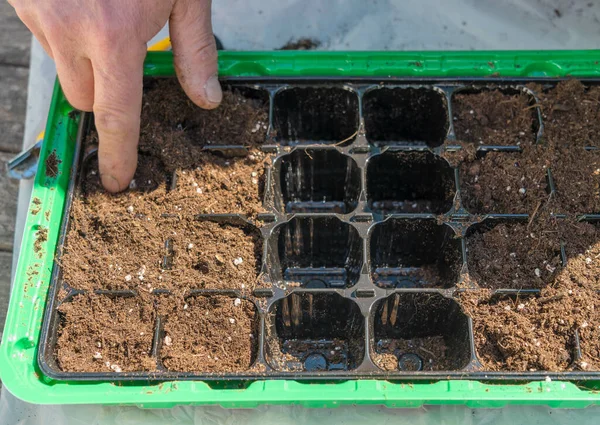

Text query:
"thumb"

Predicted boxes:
[[170, 0, 222, 109]]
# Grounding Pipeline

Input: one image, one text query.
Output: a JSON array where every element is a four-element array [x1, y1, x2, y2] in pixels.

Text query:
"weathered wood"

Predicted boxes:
[[0, 65, 28, 153], [0, 2, 30, 67], [0, 153, 19, 253], [0, 252, 12, 337]]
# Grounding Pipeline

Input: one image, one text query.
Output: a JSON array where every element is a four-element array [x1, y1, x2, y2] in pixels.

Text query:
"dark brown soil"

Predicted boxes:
[[140, 79, 269, 156], [45, 150, 61, 178], [372, 336, 450, 371], [531, 79, 600, 148], [159, 295, 259, 372], [57, 294, 156, 372], [466, 221, 562, 290], [460, 146, 552, 215], [279, 38, 321, 50], [453, 89, 536, 146]]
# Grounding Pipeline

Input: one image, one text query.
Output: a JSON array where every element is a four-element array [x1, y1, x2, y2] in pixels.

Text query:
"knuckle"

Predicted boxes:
[[93, 105, 135, 137]]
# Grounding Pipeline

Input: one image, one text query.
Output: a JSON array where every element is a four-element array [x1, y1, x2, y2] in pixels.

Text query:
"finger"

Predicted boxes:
[[92, 44, 146, 193], [55, 53, 94, 111], [170, 0, 221, 109]]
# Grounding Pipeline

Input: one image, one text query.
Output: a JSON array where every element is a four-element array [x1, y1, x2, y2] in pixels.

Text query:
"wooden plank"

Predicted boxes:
[[0, 153, 19, 252], [0, 2, 30, 67], [0, 252, 12, 338], [0, 65, 28, 153]]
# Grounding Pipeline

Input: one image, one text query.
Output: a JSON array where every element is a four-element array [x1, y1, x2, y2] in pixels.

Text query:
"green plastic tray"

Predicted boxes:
[[3, 50, 600, 408]]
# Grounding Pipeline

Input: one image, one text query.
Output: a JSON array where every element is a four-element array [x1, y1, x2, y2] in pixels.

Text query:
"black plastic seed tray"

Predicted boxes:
[[39, 78, 600, 382]]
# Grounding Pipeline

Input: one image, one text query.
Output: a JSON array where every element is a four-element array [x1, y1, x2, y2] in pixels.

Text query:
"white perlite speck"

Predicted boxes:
[[127, 206, 134, 213], [124, 274, 132, 282], [234, 298, 242, 307], [164, 335, 172, 346], [93, 352, 102, 359], [519, 188, 526, 195], [229, 318, 236, 324], [110, 364, 122, 373], [534, 268, 541, 278], [233, 257, 243, 266]]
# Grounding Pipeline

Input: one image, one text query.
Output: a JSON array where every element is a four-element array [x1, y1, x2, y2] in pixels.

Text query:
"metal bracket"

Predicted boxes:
[[6, 140, 43, 180]]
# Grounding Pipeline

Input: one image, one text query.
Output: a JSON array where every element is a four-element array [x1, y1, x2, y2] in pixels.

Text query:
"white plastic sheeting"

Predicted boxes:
[[4, 0, 600, 423]]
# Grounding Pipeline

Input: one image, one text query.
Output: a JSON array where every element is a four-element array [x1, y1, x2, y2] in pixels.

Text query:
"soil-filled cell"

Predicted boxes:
[[371, 293, 471, 371], [270, 217, 363, 288], [266, 293, 365, 372], [370, 219, 461, 289], [56, 294, 155, 373], [159, 295, 259, 373], [452, 88, 537, 146], [273, 87, 359, 144], [367, 151, 455, 214], [466, 220, 562, 290], [363, 87, 448, 147], [277, 149, 361, 213]]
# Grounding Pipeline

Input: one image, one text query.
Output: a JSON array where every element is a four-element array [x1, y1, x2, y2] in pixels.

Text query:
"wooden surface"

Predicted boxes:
[[0, 2, 30, 67], [0, 5, 29, 336]]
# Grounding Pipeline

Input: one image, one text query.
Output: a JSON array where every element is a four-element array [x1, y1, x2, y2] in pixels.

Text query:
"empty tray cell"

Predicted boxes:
[[54, 293, 156, 373], [159, 294, 259, 373], [367, 151, 455, 214], [266, 292, 365, 372], [277, 149, 361, 213], [370, 219, 461, 289], [371, 293, 471, 371], [452, 88, 537, 146], [273, 87, 359, 144], [466, 220, 562, 290], [363, 87, 448, 147], [270, 217, 363, 288]]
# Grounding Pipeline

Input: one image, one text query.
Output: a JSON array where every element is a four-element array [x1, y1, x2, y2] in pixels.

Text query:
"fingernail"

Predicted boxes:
[[204, 74, 223, 104], [100, 173, 124, 193]]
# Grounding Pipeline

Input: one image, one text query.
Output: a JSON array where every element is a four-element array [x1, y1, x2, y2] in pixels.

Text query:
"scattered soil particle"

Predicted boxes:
[[279, 38, 320, 50], [453, 89, 536, 146], [57, 293, 156, 372], [372, 336, 450, 371], [45, 150, 61, 178], [33, 227, 48, 255], [460, 146, 552, 214], [440, 141, 477, 167], [466, 221, 561, 290], [531, 80, 600, 148], [159, 295, 259, 372]]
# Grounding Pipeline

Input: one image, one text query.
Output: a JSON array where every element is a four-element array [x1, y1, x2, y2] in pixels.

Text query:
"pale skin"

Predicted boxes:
[[8, 0, 222, 192]]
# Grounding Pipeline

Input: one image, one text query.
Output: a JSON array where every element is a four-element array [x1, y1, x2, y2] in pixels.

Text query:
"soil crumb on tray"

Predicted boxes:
[[467, 221, 561, 290], [279, 38, 320, 50], [453, 89, 536, 146], [459, 146, 552, 215], [531, 79, 600, 148], [45, 150, 61, 178], [159, 295, 259, 372], [57, 294, 156, 372]]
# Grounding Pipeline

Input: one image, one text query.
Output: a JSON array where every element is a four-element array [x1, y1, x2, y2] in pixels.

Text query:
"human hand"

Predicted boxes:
[[8, 0, 222, 192]]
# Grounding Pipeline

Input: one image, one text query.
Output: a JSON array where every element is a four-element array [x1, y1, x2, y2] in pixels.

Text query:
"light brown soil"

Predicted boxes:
[[57, 294, 156, 372], [159, 295, 259, 372]]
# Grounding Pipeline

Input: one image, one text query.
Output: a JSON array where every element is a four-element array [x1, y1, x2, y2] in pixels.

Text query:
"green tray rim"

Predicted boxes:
[[2, 50, 600, 407]]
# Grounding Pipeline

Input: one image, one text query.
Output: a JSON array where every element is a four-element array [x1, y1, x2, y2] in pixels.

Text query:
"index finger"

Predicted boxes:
[[92, 43, 146, 193]]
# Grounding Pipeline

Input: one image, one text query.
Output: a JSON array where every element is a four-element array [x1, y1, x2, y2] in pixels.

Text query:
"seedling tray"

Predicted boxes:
[[3, 51, 600, 407]]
